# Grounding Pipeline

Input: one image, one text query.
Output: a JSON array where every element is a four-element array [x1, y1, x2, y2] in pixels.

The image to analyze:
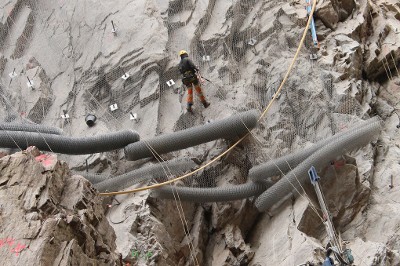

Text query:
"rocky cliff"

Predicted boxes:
[[0, 147, 120, 265], [0, 0, 400, 265]]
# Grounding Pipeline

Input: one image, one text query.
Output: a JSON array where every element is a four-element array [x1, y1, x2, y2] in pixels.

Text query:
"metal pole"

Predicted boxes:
[[111, 20, 116, 32], [308, 166, 345, 263], [305, 0, 319, 47], [313, 181, 342, 253]]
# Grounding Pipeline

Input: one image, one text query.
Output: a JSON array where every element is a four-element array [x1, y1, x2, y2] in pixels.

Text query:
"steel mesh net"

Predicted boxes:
[[0, 0, 365, 192]]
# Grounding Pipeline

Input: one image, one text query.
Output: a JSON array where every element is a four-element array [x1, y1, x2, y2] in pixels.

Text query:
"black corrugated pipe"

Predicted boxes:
[[93, 158, 197, 192], [151, 117, 381, 205], [0, 123, 63, 135], [151, 181, 267, 202], [254, 117, 381, 212], [249, 117, 381, 183], [124, 110, 259, 161], [0, 129, 140, 154]]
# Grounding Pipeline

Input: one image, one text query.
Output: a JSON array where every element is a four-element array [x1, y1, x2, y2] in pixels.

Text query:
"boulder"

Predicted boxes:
[[0, 147, 120, 265], [316, 1, 339, 29], [298, 162, 370, 239]]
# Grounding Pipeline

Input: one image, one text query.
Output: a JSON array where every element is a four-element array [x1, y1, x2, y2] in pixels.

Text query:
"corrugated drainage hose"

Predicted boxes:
[[124, 110, 259, 161], [0, 123, 63, 135], [249, 118, 380, 183], [0, 129, 140, 154], [254, 117, 381, 212], [93, 158, 197, 192], [151, 181, 267, 202]]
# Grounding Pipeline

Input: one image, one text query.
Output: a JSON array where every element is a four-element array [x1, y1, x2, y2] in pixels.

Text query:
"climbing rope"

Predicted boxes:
[[99, 0, 318, 197], [144, 140, 200, 266]]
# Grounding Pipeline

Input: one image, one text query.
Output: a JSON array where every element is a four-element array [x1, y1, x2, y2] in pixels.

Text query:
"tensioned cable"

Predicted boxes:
[[2, 3, 380, 262], [5, 0, 322, 223], [99, 0, 318, 197], [4, 0, 353, 225], [390, 51, 400, 77], [371, 5, 399, 78], [0, 86, 57, 154], [135, 6, 203, 252], [245, 123, 325, 221], [3, 3, 199, 256], [142, 139, 200, 266], [367, 4, 395, 80], [1, 2, 390, 264]]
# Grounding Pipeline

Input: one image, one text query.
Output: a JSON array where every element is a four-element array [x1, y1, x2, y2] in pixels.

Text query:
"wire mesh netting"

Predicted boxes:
[[0, 0, 367, 193]]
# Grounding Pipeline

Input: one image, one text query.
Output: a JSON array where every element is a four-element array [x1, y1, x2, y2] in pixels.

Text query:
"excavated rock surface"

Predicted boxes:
[[0, 0, 400, 265], [298, 157, 371, 239], [0, 147, 120, 265]]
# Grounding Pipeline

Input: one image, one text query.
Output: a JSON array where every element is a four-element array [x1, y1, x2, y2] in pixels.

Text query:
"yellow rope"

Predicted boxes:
[[99, 0, 317, 197]]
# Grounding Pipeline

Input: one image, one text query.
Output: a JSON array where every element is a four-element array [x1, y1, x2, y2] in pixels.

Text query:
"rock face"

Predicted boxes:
[[316, 0, 356, 30], [0, 0, 400, 265], [0, 147, 120, 265], [298, 157, 371, 240], [363, 1, 400, 81]]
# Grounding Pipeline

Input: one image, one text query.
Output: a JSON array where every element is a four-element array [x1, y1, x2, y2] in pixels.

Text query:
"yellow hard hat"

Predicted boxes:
[[179, 50, 188, 56]]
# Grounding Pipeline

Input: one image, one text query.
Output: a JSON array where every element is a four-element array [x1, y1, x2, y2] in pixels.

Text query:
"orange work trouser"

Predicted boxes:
[[187, 85, 206, 106]]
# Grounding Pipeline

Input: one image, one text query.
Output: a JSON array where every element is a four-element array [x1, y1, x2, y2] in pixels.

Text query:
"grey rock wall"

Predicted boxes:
[[0, 147, 120, 265], [0, 0, 399, 265]]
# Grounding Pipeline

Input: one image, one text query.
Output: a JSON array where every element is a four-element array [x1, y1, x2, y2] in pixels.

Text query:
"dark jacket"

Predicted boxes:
[[178, 55, 198, 78]]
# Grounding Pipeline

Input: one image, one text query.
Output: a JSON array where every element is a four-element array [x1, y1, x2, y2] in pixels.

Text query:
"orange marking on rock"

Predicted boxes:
[[35, 154, 56, 167], [11, 243, 26, 256]]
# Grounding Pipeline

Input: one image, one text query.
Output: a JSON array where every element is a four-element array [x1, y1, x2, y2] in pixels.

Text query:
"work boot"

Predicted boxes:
[[203, 101, 210, 108]]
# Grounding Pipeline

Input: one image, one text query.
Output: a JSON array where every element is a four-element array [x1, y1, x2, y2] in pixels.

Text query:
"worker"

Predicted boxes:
[[178, 50, 210, 113]]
